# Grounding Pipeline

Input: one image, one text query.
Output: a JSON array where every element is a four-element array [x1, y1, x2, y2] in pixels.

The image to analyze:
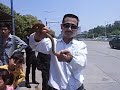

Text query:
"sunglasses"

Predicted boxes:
[[62, 23, 78, 30]]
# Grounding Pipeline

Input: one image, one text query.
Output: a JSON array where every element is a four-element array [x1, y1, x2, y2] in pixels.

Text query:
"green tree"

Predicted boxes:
[[0, 3, 40, 38]]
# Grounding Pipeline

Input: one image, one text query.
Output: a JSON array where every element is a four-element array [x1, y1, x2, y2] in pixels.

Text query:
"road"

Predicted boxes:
[[19, 41, 120, 90], [84, 41, 120, 90]]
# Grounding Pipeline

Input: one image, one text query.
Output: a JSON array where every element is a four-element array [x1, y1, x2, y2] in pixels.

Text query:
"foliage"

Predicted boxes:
[[86, 21, 120, 38], [0, 3, 39, 39]]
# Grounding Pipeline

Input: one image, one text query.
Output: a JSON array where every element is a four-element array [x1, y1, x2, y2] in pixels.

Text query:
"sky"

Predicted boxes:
[[1, 0, 120, 36]]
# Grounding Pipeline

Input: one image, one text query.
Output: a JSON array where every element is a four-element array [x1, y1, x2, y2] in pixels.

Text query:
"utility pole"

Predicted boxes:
[[45, 18, 60, 28], [10, 0, 15, 35], [44, 11, 55, 26], [45, 18, 48, 26], [105, 26, 107, 37], [105, 21, 109, 37]]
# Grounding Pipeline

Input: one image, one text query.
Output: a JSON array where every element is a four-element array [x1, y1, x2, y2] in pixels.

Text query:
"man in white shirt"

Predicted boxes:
[[29, 14, 87, 90]]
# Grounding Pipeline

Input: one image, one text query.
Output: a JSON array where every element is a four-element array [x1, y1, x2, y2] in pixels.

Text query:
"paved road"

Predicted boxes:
[[19, 41, 120, 90], [84, 41, 120, 90]]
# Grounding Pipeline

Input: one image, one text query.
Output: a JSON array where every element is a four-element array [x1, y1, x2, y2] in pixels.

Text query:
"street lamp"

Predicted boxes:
[[104, 21, 113, 37], [45, 18, 48, 26], [45, 20, 60, 28], [43, 11, 55, 26], [10, 0, 15, 35]]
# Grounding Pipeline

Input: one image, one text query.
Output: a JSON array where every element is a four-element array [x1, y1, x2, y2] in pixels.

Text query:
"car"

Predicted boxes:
[[109, 36, 120, 49]]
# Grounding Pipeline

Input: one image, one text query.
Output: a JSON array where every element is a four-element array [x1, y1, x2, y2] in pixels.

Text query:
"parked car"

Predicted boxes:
[[109, 36, 120, 49]]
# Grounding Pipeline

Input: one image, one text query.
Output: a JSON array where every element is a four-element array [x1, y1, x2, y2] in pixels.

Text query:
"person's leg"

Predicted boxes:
[[25, 65, 30, 83], [37, 52, 50, 90], [42, 70, 49, 90], [32, 56, 39, 84], [25, 56, 31, 88]]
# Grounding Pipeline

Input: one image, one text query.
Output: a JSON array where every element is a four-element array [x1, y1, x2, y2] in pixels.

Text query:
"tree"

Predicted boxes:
[[0, 3, 40, 38], [87, 20, 120, 38]]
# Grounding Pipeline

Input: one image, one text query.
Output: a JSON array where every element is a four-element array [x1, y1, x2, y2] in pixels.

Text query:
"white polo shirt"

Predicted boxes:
[[29, 33, 87, 90]]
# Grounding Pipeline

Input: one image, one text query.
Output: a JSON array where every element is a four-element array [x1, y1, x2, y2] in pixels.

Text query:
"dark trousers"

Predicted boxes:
[[25, 53, 37, 83], [48, 84, 86, 90], [37, 52, 50, 90]]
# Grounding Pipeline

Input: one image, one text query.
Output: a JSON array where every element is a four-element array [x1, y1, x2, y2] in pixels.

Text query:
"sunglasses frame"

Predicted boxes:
[[62, 23, 78, 30]]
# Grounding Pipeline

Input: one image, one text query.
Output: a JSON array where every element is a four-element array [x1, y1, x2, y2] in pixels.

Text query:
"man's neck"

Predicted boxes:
[[63, 37, 73, 44], [3, 34, 9, 40]]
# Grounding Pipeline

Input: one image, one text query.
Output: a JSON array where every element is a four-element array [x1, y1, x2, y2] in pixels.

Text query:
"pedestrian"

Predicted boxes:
[[0, 51, 25, 89], [36, 29, 56, 90], [29, 14, 87, 90], [0, 23, 27, 66], [0, 68, 14, 90], [23, 27, 39, 88]]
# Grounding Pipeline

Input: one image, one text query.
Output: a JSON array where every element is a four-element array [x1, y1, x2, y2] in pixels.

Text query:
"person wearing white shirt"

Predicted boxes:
[[29, 14, 87, 90]]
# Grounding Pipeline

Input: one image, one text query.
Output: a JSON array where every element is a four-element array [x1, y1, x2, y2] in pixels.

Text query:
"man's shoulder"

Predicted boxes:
[[30, 32, 35, 37], [10, 35, 20, 39], [73, 39, 87, 47], [73, 39, 85, 44]]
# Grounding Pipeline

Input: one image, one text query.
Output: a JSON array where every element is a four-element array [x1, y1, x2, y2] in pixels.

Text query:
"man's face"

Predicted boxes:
[[61, 17, 78, 38], [0, 27, 10, 36]]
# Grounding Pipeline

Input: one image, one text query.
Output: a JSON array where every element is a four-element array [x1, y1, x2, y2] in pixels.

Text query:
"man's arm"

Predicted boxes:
[[69, 44, 87, 81], [14, 35, 28, 51], [29, 32, 52, 54]]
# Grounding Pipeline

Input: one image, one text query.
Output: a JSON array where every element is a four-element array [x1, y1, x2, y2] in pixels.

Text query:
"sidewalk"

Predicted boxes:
[[19, 64, 42, 90]]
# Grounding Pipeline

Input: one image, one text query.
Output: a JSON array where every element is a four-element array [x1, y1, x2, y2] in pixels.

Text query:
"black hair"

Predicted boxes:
[[10, 51, 24, 64], [0, 68, 14, 85], [0, 22, 11, 30], [62, 14, 79, 25]]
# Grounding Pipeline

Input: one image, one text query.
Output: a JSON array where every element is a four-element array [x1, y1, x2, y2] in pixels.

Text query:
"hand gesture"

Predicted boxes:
[[57, 50, 73, 63]]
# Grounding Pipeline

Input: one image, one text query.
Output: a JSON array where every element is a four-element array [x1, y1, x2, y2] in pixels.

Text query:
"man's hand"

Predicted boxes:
[[34, 27, 49, 42], [57, 50, 73, 63]]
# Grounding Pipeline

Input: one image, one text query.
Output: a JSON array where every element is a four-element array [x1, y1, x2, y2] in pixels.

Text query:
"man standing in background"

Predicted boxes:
[[0, 23, 27, 66], [24, 27, 39, 88]]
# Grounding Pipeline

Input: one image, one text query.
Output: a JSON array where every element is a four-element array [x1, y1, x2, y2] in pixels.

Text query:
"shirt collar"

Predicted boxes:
[[8, 34, 12, 39], [57, 38, 76, 44]]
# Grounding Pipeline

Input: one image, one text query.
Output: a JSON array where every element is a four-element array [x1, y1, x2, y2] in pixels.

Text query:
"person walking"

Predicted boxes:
[[30, 14, 87, 90]]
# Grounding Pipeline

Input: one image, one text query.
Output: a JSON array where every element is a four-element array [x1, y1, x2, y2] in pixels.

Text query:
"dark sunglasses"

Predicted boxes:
[[62, 23, 78, 30]]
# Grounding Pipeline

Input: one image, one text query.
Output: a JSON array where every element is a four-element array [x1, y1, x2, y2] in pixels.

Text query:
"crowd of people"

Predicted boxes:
[[0, 13, 87, 90]]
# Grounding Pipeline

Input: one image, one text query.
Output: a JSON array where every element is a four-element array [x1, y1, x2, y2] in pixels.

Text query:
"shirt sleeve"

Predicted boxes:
[[29, 33, 52, 54], [35, 38, 52, 54], [69, 42, 87, 80], [29, 33, 40, 51]]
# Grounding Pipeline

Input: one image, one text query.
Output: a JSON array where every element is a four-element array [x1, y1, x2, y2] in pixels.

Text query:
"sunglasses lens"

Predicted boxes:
[[63, 23, 70, 28], [71, 25, 78, 29], [63, 23, 78, 30]]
